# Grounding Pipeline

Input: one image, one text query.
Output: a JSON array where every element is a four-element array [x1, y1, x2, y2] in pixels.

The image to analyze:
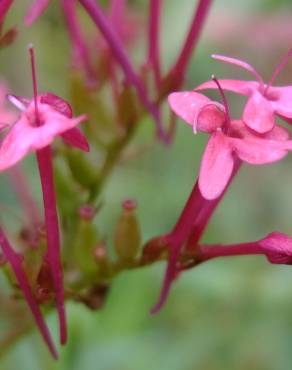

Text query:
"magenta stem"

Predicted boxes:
[[0, 227, 58, 358], [151, 160, 241, 313], [9, 166, 41, 227], [61, 0, 96, 84], [148, 0, 163, 88], [78, 0, 167, 142], [197, 242, 263, 262], [36, 147, 67, 345], [170, 0, 212, 85]]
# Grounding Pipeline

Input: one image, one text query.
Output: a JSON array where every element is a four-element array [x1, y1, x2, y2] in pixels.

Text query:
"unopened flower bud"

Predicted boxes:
[[114, 199, 141, 265], [79, 204, 96, 221]]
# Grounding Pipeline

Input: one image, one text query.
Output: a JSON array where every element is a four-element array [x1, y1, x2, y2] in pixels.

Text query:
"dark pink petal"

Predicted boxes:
[[0, 227, 58, 358], [24, 0, 51, 26], [196, 79, 258, 96], [243, 90, 275, 133], [62, 127, 90, 152], [269, 86, 292, 120], [168, 91, 225, 133], [40, 93, 73, 118], [259, 232, 292, 264], [199, 131, 234, 200], [231, 136, 290, 164]]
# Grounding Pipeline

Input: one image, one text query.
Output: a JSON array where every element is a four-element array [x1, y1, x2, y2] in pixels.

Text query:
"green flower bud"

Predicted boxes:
[[114, 199, 141, 265]]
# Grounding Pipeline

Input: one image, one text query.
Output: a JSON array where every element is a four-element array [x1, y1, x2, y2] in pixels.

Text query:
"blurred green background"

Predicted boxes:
[[2, 0, 292, 369]]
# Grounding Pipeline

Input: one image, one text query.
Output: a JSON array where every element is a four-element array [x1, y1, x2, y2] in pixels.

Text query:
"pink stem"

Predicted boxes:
[[151, 161, 241, 313], [196, 242, 263, 262], [0, 227, 58, 359], [78, 0, 167, 142], [148, 0, 163, 89], [8, 166, 41, 227], [265, 48, 292, 93], [61, 0, 96, 84], [36, 147, 67, 345], [170, 0, 212, 85]]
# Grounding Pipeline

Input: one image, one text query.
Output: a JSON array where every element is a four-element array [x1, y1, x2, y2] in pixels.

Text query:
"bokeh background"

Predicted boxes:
[[2, 0, 292, 369]]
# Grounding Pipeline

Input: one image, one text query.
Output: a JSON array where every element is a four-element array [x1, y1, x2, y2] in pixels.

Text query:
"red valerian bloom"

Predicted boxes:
[[0, 93, 87, 171], [196, 51, 292, 133], [168, 88, 292, 200]]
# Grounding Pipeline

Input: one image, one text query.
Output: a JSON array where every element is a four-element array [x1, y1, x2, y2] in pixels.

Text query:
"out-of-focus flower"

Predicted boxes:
[[24, 0, 51, 26]]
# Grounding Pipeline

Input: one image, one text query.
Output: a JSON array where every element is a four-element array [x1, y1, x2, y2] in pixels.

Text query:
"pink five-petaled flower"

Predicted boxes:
[[196, 51, 292, 134], [0, 93, 88, 170], [168, 89, 292, 200]]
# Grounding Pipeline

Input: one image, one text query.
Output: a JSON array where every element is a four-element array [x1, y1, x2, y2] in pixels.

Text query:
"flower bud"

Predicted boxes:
[[114, 199, 141, 265]]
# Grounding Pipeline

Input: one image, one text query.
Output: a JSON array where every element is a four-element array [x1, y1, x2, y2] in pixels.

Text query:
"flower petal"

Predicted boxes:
[[168, 91, 209, 125], [243, 90, 275, 133], [199, 131, 234, 200], [40, 93, 73, 118], [196, 79, 257, 96], [168, 91, 225, 133], [62, 127, 90, 152], [231, 136, 289, 164], [270, 86, 292, 120], [0, 105, 87, 171]]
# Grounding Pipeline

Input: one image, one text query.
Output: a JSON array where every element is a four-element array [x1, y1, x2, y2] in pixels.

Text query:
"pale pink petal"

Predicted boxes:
[[62, 127, 90, 152], [231, 136, 289, 164], [259, 232, 292, 264], [211, 54, 264, 85], [196, 79, 258, 96], [168, 91, 209, 125], [243, 90, 275, 133], [269, 86, 292, 119], [168, 91, 225, 133], [24, 0, 51, 26], [199, 131, 234, 200]]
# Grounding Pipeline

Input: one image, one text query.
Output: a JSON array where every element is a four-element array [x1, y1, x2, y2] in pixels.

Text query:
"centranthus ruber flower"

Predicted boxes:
[[0, 45, 89, 348], [169, 79, 292, 200], [196, 50, 292, 133]]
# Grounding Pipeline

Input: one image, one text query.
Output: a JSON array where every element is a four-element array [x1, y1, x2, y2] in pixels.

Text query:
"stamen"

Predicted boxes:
[[211, 75, 231, 128], [212, 54, 265, 88], [28, 44, 40, 125], [265, 48, 292, 93]]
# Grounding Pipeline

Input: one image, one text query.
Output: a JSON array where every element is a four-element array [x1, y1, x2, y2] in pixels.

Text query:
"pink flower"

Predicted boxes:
[[196, 52, 292, 133], [0, 93, 87, 171], [168, 89, 292, 200]]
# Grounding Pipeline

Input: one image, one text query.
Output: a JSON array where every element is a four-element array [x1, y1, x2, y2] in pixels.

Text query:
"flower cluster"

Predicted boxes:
[[151, 52, 292, 312]]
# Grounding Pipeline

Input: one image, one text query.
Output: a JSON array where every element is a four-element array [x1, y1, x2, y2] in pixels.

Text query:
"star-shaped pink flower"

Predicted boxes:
[[0, 93, 88, 171], [169, 90, 292, 200], [196, 52, 292, 133]]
